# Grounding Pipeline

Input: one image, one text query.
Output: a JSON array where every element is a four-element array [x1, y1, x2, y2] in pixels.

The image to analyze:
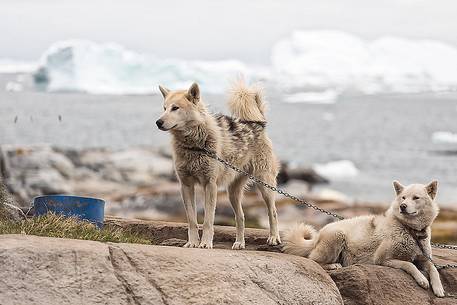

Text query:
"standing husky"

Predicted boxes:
[[156, 81, 280, 250], [283, 181, 445, 297]]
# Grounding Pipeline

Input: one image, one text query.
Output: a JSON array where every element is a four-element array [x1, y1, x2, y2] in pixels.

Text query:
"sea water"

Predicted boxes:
[[1, 74, 456, 204]]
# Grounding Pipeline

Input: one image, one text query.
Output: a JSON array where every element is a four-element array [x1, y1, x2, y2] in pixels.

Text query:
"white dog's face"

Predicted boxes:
[[392, 180, 438, 219], [156, 83, 203, 131]]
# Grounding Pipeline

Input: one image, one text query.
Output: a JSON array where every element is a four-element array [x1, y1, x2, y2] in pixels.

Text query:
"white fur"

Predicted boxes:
[[283, 181, 445, 297]]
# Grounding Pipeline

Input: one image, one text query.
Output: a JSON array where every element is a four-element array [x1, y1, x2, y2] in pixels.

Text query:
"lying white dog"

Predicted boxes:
[[283, 181, 444, 297]]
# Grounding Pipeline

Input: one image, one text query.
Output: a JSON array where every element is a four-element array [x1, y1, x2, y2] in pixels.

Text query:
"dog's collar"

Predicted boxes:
[[401, 223, 432, 262], [184, 146, 205, 152], [182, 146, 216, 155], [404, 225, 428, 240]]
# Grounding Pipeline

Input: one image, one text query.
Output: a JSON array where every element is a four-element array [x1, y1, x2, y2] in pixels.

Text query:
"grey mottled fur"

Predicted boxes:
[[157, 81, 280, 249]]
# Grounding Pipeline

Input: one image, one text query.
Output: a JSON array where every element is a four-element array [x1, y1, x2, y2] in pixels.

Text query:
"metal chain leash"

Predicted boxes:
[[410, 232, 457, 270], [431, 242, 457, 251], [199, 147, 344, 220], [198, 147, 457, 269], [430, 243, 457, 270]]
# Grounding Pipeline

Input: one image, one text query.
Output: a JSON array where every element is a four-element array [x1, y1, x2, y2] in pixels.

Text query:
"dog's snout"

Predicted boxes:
[[400, 203, 407, 212], [156, 119, 164, 128]]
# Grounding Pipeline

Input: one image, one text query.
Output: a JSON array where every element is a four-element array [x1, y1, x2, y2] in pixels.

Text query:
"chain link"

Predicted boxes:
[[201, 148, 344, 220], [199, 147, 457, 269], [432, 242, 457, 251]]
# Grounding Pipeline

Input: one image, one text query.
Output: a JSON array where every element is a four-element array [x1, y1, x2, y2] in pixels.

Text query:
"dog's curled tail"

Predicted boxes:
[[228, 80, 266, 121], [282, 223, 317, 257]]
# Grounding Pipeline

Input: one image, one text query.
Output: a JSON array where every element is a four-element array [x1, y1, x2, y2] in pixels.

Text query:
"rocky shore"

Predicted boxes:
[[1, 144, 456, 242], [1, 144, 457, 304]]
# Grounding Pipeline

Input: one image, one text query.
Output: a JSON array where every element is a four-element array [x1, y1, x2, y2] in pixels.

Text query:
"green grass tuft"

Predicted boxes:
[[0, 213, 152, 244]]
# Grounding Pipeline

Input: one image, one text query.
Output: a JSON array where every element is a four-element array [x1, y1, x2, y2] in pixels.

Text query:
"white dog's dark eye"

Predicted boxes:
[[402, 196, 406, 200], [171, 106, 179, 111], [413, 196, 419, 200]]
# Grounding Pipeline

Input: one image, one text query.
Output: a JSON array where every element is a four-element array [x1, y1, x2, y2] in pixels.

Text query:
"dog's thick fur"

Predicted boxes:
[[283, 181, 445, 297], [156, 81, 280, 250]]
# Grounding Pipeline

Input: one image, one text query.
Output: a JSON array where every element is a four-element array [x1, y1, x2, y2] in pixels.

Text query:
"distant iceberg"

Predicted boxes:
[[313, 160, 359, 180], [283, 90, 339, 104], [34, 40, 257, 95], [432, 131, 457, 144], [271, 30, 457, 96], [29, 31, 457, 96], [0, 59, 36, 73]]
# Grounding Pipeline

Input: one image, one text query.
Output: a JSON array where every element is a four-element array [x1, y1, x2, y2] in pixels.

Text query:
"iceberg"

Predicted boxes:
[[30, 31, 457, 96], [35, 40, 255, 95], [432, 131, 457, 144], [5, 81, 24, 92], [283, 90, 339, 104], [0, 59, 36, 73], [313, 160, 359, 180], [271, 30, 457, 96]]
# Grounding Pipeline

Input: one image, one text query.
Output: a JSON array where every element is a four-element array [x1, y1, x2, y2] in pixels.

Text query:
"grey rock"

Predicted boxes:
[[0, 145, 176, 206], [1, 145, 73, 200], [329, 263, 457, 305], [0, 234, 343, 305]]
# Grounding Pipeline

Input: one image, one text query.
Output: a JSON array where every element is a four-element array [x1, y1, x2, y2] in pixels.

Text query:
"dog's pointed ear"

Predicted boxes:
[[158, 85, 170, 98], [393, 180, 404, 196], [426, 180, 438, 200], [187, 82, 200, 103]]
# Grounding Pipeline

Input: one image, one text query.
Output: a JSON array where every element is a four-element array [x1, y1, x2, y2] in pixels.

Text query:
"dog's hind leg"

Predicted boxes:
[[308, 231, 345, 267], [199, 181, 218, 249], [257, 174, 281, 245], [181, 183, 200, 248], [228, 175, 249, 250]]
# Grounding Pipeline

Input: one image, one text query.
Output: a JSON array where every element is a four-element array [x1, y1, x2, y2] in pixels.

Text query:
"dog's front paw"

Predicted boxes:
[[416, 274, 430, 290], [232, 241, 245, 250], [198, 239, 213, 249], [183, 240, 200, 248], [198, 241, 213, 249], [267, 234, 281, 246], [432, 283, 445, 297]]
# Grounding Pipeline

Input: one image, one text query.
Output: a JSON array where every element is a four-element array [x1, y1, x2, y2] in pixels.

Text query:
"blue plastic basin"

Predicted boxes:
[[33, 195, 105, 228]]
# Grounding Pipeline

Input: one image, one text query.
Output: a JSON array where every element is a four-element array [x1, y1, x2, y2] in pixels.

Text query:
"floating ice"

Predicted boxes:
[[35, 40, 255, 95], [29, 31, 457, 96], [283, 90, 339, 104], [271, 30, 457, 97], [313, 160, 359, 180], [0, 59, 36, 73], [5, 81, 24, 92], [432, 131, 457, 144]]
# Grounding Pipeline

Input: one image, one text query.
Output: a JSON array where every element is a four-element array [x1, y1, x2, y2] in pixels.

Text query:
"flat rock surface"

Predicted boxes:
[[106, 217, 457, 304], [105, 216, 274, 250], [0, 234, 343, 305], [2, 219, 457, 305]]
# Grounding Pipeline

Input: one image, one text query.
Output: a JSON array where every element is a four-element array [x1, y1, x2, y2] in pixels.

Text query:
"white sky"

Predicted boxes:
[[1, 0, 457, 63]]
